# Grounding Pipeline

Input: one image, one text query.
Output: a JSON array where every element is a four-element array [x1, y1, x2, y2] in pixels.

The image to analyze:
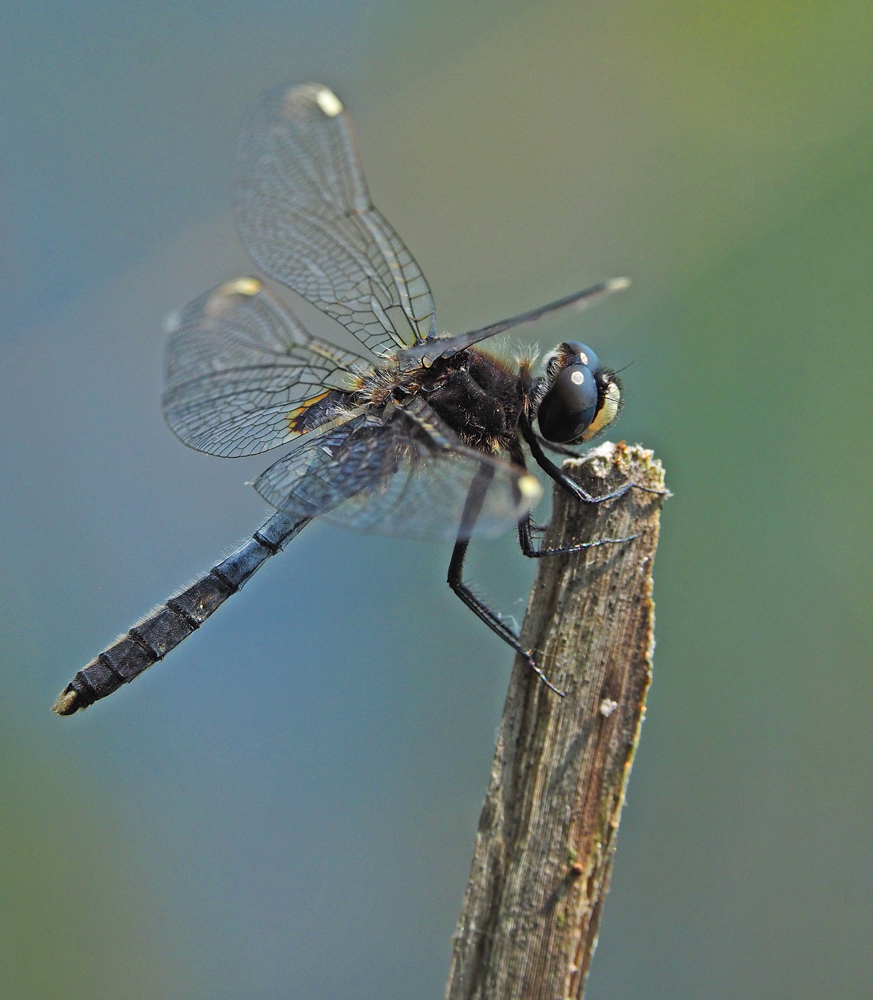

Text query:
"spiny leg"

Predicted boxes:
[[447, 465, 564, 696], [517, 512, 638, 558], [505, 439, 639, 555], [521, 415, 666, 505]]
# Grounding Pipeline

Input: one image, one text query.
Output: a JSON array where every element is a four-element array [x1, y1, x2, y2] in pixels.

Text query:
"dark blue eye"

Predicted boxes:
[[537, 363, 599, 443], [563, 341, 599, 373]]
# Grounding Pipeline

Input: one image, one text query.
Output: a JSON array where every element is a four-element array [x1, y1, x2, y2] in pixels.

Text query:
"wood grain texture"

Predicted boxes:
[[445, 441, 666, 1000]]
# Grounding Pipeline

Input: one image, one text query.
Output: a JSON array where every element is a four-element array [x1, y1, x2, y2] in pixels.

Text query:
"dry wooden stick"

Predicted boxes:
[[445, 441, 666, 1000]]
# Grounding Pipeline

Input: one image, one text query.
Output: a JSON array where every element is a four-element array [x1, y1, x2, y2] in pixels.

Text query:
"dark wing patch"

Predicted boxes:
[[254, 403, 542, 542], [235, 83, 435, 359], [162, 278, 369, 458]]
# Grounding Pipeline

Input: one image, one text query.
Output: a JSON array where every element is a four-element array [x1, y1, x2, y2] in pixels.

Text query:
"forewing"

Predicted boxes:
[[398, 278, 631, 367], [162, 278, 369, 457], [235, 83, 435, 359], [254, 410, 542, 542]]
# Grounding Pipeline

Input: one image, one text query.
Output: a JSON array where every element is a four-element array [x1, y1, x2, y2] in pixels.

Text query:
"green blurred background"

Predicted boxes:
[[1, 1, 871, 997]]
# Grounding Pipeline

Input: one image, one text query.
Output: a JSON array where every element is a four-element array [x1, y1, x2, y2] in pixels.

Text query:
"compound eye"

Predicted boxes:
[[562, 341, 599, 372], [580, 379, 621, 441], [537, 364, 599, 443]]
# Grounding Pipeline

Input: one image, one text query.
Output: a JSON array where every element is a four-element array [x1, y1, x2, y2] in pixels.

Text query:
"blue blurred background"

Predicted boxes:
[[1, 2, 871, 997]]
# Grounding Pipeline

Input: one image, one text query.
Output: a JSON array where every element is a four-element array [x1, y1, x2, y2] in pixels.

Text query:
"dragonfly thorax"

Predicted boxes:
[[387, 348, 529, 454]]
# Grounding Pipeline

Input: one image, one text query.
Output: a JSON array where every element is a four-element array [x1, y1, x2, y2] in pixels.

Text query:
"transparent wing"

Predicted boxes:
[[162, 278, 370, 458], [235, 82, 435, 359], [398, 278, 631, 367], [253, 405, 542, 542]]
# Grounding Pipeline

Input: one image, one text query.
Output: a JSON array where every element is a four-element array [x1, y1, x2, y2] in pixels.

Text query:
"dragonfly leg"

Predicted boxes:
[[521, 416, 667, 505], [447, 466, 564, 696], [448, 538, 564, 696], [533, 434, 586, 459], [517, 513, 638, 558]]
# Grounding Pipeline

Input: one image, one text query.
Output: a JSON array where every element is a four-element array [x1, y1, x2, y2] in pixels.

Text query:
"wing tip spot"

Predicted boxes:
[[605, 276, 631, 293], [315, 87, 343, 117], [220, 277, 263, 298], [519, 475, 542, 505], [204, 278, 263, 320]]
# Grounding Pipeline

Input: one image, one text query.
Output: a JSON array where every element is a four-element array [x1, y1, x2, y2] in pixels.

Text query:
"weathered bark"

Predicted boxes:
[[445, 441, 666, 1000]]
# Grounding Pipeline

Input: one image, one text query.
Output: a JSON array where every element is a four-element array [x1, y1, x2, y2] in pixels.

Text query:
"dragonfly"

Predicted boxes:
[[53, 81, 653, 716]]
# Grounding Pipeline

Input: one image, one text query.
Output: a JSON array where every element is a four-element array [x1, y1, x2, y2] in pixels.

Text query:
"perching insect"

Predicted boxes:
[[53, 82, 655, 715]]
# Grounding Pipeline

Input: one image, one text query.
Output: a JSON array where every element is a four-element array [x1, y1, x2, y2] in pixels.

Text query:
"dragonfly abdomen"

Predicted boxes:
[[52, 510, 310, 714]]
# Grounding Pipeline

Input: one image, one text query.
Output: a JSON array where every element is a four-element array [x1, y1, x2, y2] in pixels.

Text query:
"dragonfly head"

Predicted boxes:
[[536, 341, 622, 444]]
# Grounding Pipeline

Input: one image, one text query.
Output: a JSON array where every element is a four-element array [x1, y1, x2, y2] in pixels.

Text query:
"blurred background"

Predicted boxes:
[[1, 1, 871, 997]]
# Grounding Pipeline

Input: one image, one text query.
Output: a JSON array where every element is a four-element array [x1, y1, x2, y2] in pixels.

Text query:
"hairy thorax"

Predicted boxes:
[[358, 349, 531, 454]]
